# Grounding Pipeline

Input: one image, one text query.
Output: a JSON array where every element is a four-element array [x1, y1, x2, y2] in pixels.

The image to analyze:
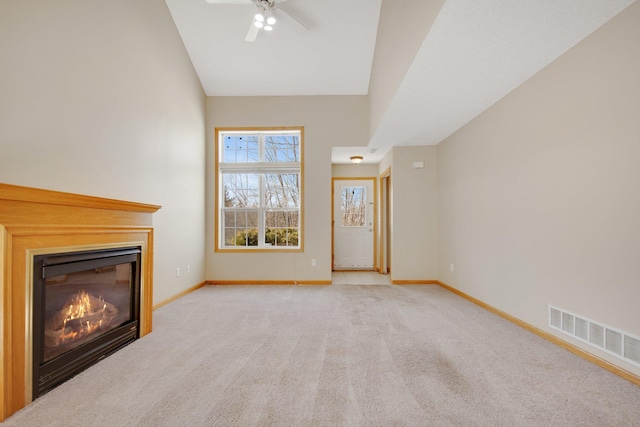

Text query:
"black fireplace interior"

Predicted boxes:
[[32, 247, 141, 399]]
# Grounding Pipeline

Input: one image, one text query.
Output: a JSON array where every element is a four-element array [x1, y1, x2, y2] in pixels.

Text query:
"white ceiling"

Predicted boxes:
[[165, 0, 636, 164], [165, 0, 382, 96]]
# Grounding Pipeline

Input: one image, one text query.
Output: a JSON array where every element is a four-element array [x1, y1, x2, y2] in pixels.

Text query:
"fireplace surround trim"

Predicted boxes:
[[0, 183, 160, 421]]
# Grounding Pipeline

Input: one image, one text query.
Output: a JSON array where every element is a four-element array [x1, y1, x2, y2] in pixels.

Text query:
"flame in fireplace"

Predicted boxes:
[[45, 290, 119, 349], [60, 291, 98, 339]]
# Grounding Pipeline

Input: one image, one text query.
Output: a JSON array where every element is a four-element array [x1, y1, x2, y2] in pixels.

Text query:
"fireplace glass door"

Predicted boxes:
[[33, 247, 141, 398], [42, 263, 132, 361]]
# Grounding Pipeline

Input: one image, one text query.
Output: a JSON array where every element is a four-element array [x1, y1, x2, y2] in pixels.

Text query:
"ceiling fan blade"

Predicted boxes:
[[277, 5, 308, 32], [245, 21, 260, 42]]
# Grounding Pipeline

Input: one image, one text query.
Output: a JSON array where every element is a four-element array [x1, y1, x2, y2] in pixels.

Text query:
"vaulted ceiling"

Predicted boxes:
[[165, 0, 636, 164]]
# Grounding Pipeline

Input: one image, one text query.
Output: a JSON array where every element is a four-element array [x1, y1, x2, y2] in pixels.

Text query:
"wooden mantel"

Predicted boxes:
[[0, 183, 161, 421]]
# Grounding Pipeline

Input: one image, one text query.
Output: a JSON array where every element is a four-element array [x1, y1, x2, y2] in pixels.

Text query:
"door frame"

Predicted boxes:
[[331, 177, 378, 271], [379, 167, 391, 275]]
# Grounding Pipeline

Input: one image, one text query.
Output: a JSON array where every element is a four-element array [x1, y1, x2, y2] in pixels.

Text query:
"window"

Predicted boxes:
[[216, 128, 303, 251]]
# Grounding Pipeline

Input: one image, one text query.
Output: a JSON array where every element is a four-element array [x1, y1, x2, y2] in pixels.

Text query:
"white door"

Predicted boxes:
[[333, 179, 374, 270]]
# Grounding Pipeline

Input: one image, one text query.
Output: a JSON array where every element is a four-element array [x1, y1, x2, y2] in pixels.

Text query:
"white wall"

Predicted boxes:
[[437, 2, 640, 376], [389, 146, 438, 281], [207, 96, 368, 282], [0, 0, 207, 305], [332, 164, 379, 178]]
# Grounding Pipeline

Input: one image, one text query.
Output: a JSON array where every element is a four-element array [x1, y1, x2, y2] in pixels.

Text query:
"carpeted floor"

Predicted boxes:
[[5, 281, 640, 426]]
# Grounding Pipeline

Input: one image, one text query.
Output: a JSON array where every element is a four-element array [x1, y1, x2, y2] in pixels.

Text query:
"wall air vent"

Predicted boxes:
[[549, 305, 640, 368]]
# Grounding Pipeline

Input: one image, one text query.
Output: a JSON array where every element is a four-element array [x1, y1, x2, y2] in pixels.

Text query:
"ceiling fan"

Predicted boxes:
[[204, 0, 307, 42]]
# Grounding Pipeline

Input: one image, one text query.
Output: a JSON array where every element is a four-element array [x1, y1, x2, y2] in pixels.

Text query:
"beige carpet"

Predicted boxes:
[[5, 283, 640, 426]]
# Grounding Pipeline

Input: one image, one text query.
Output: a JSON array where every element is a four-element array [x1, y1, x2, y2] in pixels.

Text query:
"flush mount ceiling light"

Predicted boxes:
[[350, 156, 364, 164]]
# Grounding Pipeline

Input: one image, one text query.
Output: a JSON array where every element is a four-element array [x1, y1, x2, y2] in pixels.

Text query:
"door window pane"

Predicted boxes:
[[341, 187, 366, 227]]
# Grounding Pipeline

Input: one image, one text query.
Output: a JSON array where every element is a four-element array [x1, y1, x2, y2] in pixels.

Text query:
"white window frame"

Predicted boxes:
[[215, 127, 303, 252]]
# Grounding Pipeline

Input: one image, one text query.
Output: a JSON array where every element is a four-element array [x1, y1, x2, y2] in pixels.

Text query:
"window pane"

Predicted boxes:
[[224, 210, 236, 227], [341, 187, 366, 227], [224, 226, 258, 247], [223, 174, 259, 207], [264, 135, 300, 163], [264, 173, 300, 208], [223, 135, 259, 163], [236, 211, 248, 227], [231, 228, 258, 247], [265, 211, 298, 246], [246, 210, 258, 227], [224, 228, 236, 246], [265, 210, 298, 227], [223, 209, 259, 247], [265, 228, 298, 247]]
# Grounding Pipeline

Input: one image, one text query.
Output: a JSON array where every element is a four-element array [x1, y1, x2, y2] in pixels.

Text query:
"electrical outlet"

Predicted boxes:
[[186, 264, 191, 274], [311, 259, 316, 267], [176, 267, 180, 277], [450, 263, 454, 272]]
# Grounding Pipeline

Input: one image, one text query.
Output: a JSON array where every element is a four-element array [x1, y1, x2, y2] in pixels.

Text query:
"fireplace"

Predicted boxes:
[[31, 247, 142, 398], [0, 183, 159, 420]]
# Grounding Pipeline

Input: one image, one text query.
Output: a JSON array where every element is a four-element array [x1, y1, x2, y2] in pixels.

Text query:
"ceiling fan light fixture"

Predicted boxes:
[[254, 20, 264, 28], [350, 156, 364, 164], [254, 12, 265, 22], [264, 25, 273, 31], [266, 14, 276, 25]]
